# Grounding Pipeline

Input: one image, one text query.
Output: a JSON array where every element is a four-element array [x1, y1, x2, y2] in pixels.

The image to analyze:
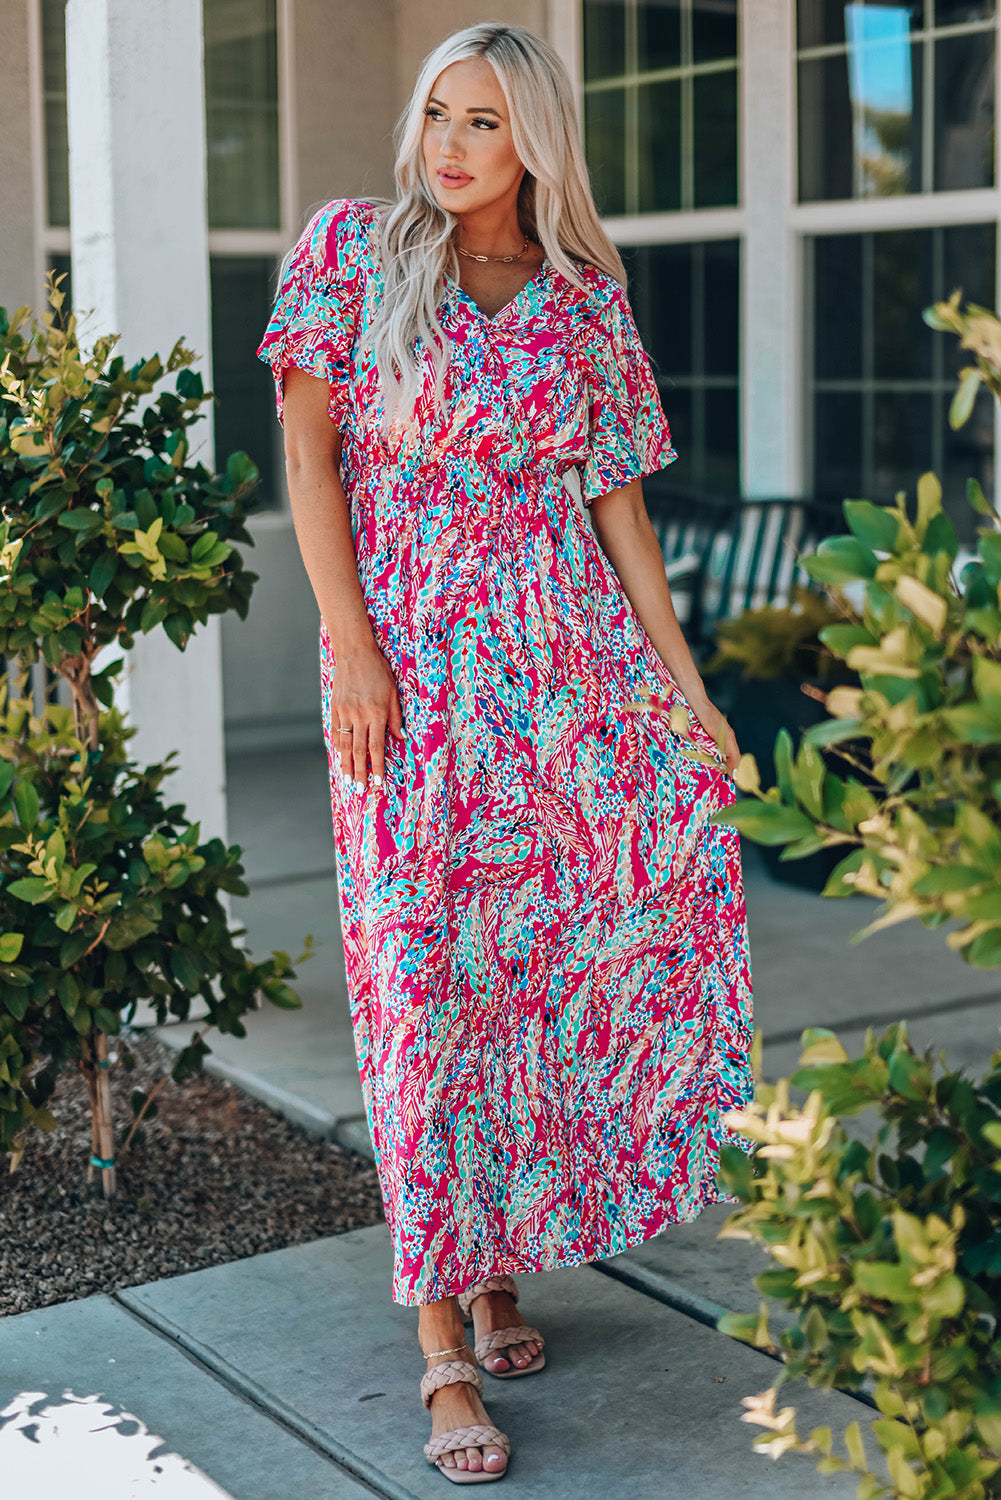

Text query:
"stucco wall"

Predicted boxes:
[[0, 2, 39, 312], [293, 0, 397, 218], [394, 0, 549, 112]]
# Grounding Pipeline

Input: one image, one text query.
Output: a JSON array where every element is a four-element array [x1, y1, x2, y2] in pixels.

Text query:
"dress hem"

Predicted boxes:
[[390, 1174, 746, 1308]]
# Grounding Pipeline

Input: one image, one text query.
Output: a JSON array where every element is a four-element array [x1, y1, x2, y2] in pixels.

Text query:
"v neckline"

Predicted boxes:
[[448, 257, 551, 324]]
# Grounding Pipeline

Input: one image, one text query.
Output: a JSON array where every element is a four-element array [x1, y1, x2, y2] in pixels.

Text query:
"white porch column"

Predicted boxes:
[[65, 0, 227, 843], [741, 0, 803, 499]]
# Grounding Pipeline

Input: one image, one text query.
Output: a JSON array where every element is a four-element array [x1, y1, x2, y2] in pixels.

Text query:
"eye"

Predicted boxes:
[[472, 117, 498, 130], [424, 106, 446, 121]]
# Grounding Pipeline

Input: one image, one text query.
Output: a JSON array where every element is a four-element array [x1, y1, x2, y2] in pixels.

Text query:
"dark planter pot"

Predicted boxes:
[[710, 665, 853, 893]]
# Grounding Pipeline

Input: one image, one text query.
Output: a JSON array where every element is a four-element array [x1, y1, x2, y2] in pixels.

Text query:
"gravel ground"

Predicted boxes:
[[1, 1031, 386, 1319]]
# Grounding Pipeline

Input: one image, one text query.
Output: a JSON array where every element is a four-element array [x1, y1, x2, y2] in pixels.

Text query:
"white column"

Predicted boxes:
[[741, 0, 803, 499], [65, 0, 227, 843]]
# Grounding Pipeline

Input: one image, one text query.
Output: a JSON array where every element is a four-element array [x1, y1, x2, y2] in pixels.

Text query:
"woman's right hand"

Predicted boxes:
[[328, 639, 406, 791]]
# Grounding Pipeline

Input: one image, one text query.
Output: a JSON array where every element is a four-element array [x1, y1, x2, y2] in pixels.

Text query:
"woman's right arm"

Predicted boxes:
[[282, 366, 405, 790]]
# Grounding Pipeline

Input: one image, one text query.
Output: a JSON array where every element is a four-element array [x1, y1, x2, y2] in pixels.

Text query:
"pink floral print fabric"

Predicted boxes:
[[258, 198, 754, 1306]]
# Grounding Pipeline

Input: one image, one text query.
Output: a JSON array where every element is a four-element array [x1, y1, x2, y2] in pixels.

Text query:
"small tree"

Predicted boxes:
[[0, 278, 307, 1194]]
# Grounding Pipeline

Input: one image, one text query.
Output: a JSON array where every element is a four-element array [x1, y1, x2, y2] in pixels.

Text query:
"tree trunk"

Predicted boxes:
[[81, 1032, 117, 1198], [61, 650, 100, 751]]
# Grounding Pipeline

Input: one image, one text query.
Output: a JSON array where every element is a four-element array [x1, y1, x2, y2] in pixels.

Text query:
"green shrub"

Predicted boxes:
[[0, 276, 307, 1192]]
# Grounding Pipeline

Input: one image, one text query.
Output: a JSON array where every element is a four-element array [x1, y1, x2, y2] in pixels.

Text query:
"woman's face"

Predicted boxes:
[[422, 57, 525, 215]]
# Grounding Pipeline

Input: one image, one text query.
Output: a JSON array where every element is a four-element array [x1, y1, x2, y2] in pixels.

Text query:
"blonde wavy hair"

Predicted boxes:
[[361, 21, 627, 429]]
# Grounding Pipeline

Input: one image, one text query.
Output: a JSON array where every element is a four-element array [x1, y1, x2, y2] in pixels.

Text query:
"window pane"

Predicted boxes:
[[703, 387, 740, 491], [799, 0, 925, 49], [704, 239, 740, 376], [583, 1, 627, 81], [934, 30, 995, 190], [814, 391, 864, 502], [873, 391, 934, 494], [814, 234, 863, 379], [798, 0, 851, 47], [210, 256, 282, 509], [637, 78, 681, 211], [42, 0, 69, 227], [637, 0, 682, 70], [933, 0, 996, 23], [873, 228, 933, 379], [632, 244, 692, 371], [585, 88, 628, 215], [204, 0, 280, 230], [798, 55, 855, 199], [692, 0, 738, 63], [693, 66, 738, 205], [658, 384, 692, 472], [798, 42, 923, 199]]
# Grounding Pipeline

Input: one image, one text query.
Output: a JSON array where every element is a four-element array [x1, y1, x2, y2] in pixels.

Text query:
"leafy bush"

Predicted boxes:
[[708, 292, 1001, 1497], [0, 277, 307, 1192], [702, 582, 850, 683], [718, 1024, 1001, 1497]]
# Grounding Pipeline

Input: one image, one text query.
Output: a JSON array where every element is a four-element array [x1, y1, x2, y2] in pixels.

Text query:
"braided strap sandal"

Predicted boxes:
[[456, 1275, 546, 1380], [420, 1359, 511, 1484]]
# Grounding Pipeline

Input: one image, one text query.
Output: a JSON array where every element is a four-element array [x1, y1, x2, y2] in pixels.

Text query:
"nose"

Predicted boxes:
[[440, 119, 463, 160]]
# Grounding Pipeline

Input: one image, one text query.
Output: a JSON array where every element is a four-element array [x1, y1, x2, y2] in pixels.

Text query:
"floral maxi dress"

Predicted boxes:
[[257, 198, 754, 1306]]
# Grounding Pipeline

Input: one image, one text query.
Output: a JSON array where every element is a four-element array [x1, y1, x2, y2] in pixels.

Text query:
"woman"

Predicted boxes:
[[257, 21, 754, 1485]]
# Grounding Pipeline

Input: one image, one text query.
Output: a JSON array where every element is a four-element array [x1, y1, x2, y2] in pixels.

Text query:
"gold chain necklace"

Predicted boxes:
[[456, 234, 530, 264]]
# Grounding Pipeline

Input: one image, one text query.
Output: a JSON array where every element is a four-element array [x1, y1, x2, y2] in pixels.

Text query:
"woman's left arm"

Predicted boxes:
[[588, 479, 741, 774]]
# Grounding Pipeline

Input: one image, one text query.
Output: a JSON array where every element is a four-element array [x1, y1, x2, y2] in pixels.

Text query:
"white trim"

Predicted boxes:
[[600, 207, 744, 243], [791, 188, 1001, 233], [208, 228, 286, 254]]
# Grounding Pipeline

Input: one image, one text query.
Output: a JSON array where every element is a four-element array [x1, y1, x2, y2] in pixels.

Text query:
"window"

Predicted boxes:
[[808, 221, 996, 541], [621, 239, 741, 495], [41, 0, 69, 227], [204, 0, 281, 230], [38, 0, 284, 510], [583, 0, 740, 215], [797, 0, 996, 200], [210, 258, 284, 508]]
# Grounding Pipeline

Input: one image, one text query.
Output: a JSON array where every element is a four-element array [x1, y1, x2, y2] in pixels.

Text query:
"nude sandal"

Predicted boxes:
[[456, 1274, 547, 1379], [421, 1353, 511, 1484]]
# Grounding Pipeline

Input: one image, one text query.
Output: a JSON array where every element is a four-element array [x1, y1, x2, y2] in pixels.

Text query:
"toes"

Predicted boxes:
[[486, 1350, 511, 1373], [483, 1446, 507, 1473], [440, 1453, 457, 1470], [465, 1446, 483, 1471]]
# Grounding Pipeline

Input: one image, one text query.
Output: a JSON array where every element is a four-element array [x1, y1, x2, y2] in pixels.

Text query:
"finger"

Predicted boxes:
[[351, 725, 367, 790], [334, 717, 353, 778], [387, 685, 406, 741], [368, 717, 387, 788]]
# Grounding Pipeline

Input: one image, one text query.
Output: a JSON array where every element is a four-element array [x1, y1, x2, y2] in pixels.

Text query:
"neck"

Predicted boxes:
[[455, 204, 525, 259]]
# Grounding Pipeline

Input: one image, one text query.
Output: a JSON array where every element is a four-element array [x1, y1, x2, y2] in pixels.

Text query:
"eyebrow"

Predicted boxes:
[[427, 96, 502, 116]]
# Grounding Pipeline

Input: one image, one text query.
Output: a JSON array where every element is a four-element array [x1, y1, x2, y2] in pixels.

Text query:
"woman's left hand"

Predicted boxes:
[[693, 697, 741, 776]]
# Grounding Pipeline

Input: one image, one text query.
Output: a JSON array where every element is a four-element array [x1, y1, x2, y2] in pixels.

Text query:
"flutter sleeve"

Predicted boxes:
[[579, 280, 678, 505], [256, 198, 365, 431]]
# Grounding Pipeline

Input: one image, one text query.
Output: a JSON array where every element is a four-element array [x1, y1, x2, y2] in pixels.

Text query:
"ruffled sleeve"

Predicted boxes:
[[579, 280, 678, 505], [256, 198, 366, 431]]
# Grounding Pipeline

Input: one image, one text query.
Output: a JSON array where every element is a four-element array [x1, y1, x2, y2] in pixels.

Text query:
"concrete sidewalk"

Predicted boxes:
[[4, 746, 997, 1497]]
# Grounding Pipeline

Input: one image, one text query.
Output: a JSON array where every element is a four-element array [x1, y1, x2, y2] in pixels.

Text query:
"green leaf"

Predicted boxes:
[[949, 366, 981, 429], [843, 499, 900, 553], [804, 536, 879, 585], [967, 475, 996, 517], [7, 876, 50, 903], [0, 932, 24, 963], [13, 778, 39, 829], [88, 551, 118, 598], [710, 799, 815, 845]]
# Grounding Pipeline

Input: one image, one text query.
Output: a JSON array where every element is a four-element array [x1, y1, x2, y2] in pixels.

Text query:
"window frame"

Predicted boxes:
[[31, 0, 298, 524]]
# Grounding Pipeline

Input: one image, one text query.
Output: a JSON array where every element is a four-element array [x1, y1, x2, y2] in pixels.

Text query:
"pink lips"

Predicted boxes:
[[437, 169, 472, 188]]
